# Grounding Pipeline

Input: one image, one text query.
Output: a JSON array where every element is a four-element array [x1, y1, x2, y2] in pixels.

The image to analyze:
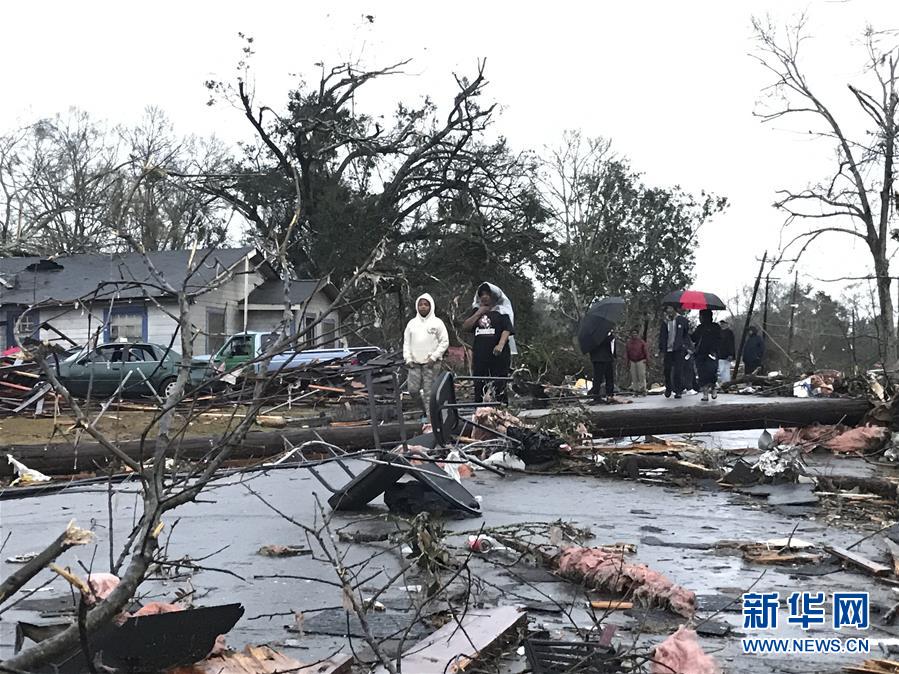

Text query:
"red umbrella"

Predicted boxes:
[[661, 290, 726, 311]]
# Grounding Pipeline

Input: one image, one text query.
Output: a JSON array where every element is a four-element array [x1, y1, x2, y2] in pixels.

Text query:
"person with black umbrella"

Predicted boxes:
[[589, 329, 617, 402], [578, 297, 626, 403]]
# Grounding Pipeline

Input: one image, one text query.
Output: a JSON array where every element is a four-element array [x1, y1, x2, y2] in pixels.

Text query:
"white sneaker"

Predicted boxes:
[[685, 389, 698, 396]]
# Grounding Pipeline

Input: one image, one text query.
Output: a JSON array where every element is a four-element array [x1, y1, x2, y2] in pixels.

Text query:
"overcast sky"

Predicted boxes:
[[2, 0, 896, 313]]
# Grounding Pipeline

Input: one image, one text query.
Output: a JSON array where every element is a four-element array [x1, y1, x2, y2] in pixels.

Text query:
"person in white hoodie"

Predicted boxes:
[[403, 293, 449, 419]]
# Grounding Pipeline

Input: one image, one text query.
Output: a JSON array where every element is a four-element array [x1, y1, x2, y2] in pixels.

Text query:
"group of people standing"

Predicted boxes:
[[403, 282, 515, 419], [404, 283, 769, 415], [591, 307, 766, 402]]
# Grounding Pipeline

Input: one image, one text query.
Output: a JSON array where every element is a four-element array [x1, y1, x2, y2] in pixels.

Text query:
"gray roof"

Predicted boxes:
[[0, 248, 266, 306], [245, 279, 339, 306]]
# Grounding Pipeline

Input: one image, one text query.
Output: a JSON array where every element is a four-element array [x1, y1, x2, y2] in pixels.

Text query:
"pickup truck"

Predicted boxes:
[[190, 332, 382, 384]]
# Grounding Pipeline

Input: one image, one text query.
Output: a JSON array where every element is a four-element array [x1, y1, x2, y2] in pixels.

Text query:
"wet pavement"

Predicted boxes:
[[1, 431, 897, 672]]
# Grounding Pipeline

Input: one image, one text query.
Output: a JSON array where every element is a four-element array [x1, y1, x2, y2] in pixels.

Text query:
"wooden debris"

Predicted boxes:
[[884, 539, 899, 576], [843, 659, 899, 673], [589, 600, 634, 610], [373, 606, 526, 674], [826, 546, 892, 577], [741, 543, 823, 566]]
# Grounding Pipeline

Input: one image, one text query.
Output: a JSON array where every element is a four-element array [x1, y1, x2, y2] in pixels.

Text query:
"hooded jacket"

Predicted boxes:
[[403, 293, 449, 365], [471, 281, 518, 355]]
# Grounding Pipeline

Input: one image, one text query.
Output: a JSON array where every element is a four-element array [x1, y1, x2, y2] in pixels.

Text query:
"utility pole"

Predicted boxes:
[[786, 272, 799, 360], [735, 251, 767, 377]]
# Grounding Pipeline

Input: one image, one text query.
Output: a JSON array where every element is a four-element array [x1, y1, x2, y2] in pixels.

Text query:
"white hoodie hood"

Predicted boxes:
[[403, 293, 449, 365], [471, 282, 518, 355]]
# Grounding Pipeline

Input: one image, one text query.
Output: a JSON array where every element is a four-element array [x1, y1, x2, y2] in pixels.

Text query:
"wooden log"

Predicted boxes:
[[577, 397, 870, 437], [1, 424, 407, 477], [816, 475, 899, 502]]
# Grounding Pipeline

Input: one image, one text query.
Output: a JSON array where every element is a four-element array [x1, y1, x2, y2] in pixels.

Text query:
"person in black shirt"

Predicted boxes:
[[462, 286, 515, 403]]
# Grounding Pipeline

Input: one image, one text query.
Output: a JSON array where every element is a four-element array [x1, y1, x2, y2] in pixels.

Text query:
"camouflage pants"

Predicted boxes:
[[407, 362, 439, 416]]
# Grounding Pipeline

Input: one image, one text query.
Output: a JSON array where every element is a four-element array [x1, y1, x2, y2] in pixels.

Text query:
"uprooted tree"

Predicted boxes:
[[202, 42, 548, 347], [752, 16, 899, 359]]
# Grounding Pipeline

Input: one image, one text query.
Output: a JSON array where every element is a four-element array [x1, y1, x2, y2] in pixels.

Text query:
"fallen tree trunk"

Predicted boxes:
[[579, 397, 871, 438], [2, 424, 407, 477]]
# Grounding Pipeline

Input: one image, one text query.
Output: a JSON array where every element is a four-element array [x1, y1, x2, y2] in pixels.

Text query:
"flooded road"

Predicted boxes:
[[1, 431, 897, 672]]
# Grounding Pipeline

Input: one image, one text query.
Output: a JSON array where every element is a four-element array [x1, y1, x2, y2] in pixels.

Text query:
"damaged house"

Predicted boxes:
[[0, 247, 345, 354]]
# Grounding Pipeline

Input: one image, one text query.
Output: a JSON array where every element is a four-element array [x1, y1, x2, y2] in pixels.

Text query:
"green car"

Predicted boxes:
[[56, 342, 181, 399]]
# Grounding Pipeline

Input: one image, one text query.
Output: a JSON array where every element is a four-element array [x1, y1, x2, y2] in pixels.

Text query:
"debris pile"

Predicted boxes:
[[774, 423, 889, 455]]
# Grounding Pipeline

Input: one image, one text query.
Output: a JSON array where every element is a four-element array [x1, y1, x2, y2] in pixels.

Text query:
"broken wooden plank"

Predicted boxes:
[[589, 600, 633, 610], [13, 383, 53, 413], [826, 546, 892, 577], [884, 539, 899, 577], [373, 606, 526, 674], [843, 659, 899, 673]]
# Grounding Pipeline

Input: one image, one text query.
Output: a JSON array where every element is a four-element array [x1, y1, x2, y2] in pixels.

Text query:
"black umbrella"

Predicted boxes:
[[578, 297, 626, 354], [661, 289, 726, 311]]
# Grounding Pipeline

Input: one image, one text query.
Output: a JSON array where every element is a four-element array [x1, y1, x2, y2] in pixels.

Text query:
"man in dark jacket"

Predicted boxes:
[[742, 326, 765, 375], [718, 320, 736, 384], [589, 330, 616, 402], [658, 306, 690, 399]]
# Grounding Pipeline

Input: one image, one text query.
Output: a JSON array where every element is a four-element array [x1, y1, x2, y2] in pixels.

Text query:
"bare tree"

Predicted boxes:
[[122, 107, 234, 251], [753, 16, 899, 357], [0, 107, 236, 257]]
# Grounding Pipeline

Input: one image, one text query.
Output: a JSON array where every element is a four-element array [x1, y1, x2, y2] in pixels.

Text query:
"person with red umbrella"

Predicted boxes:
[[692, 309, 722, 401], [660, 290, 727, 399]]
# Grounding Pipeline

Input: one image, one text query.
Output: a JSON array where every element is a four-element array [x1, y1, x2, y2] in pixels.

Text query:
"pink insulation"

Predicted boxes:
[[557, 546, 695, 618], [651, 627, 721, 674], [774, 423, 888, 454]]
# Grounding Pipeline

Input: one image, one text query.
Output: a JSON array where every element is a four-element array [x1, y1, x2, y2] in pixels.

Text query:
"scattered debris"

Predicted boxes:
[[256, 545, 310, 558], [7, 454, 51, 486]]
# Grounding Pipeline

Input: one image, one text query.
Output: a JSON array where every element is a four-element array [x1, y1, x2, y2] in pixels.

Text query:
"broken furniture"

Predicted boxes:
[[524, 636, 620, 673], [429, 371, 515, 446], [300, 435, 481, 517], [15, 603, 244, 673]]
